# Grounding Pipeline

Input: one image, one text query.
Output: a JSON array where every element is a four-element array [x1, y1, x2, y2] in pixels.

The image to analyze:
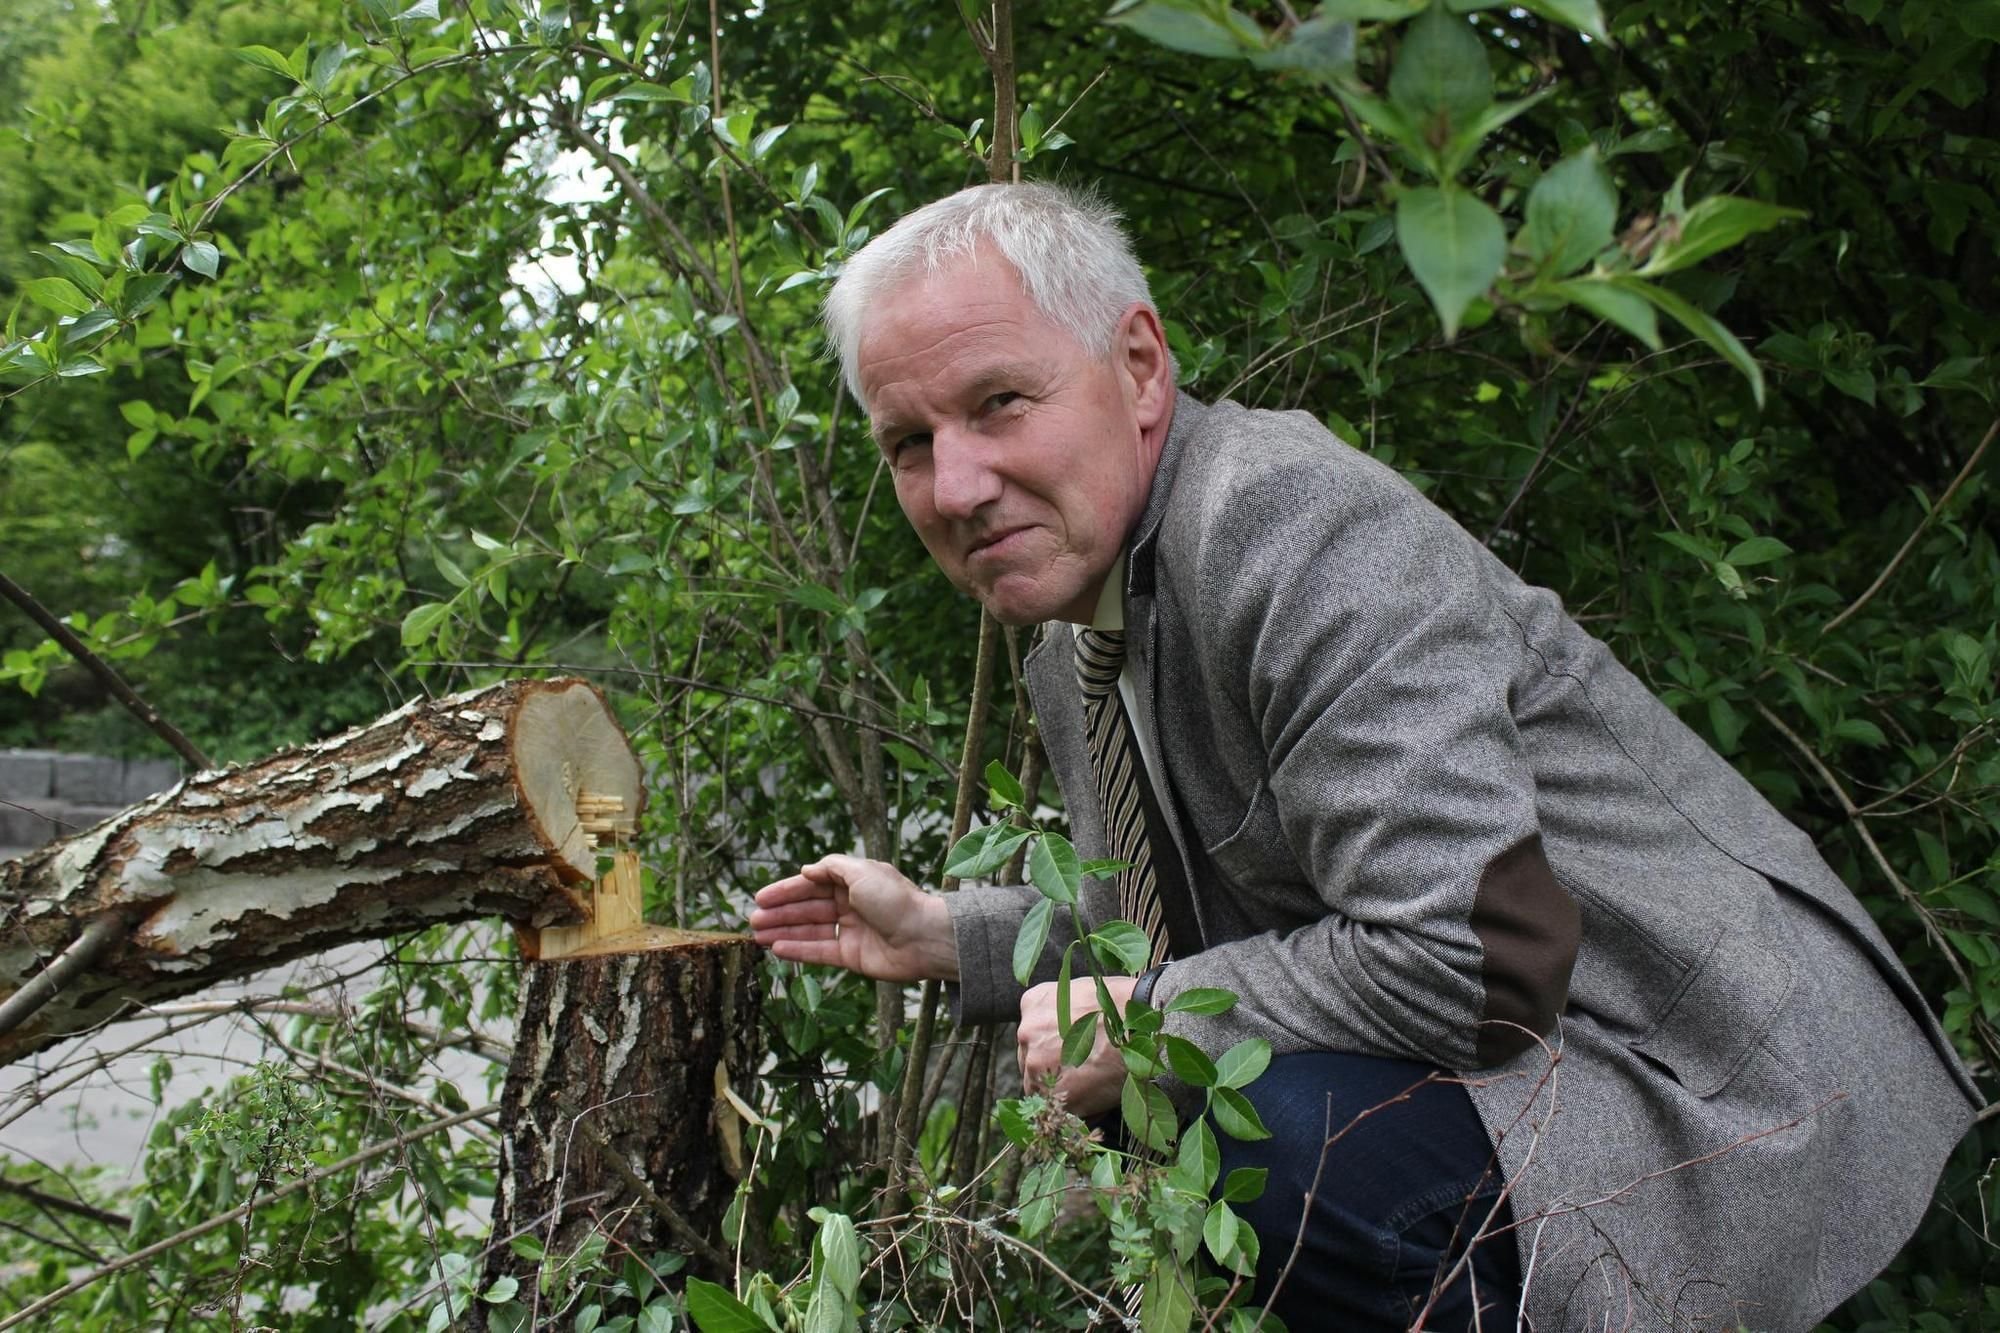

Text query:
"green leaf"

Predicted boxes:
[[1203, 1200, 1241, 1265], [1641, 196, 1806, 277], [1105, 4, 1252, 59], [1175, 1117, 1220, 1193], [181, 241, 221, 279], [1027, 831, 1082, 905], [944, 822, 1032, 879], [1211, 1086, 1271, 1141], [1161, 1034, 1218, 1087], [119, 399, 157, 429], [1725, 536, 1791, 567], [611, 80, 693, 103], [1088, 920, 1152, 974], [34, 247, 105, 296], [787, 583, 845, 615], [985, 760, 1025, 809], [1164, 987, 1238, 1016], [400, 601, 450, 648], [23, 278, 93, 316], [1012, 897, 1056, 987], [1654, 529, 1721, 563], [1387, 3, 1492, 132], [1061, 1009, 1100, 1067], [1312, 0, 1428, 18], [1614, 277, 1766, 406], [1522, 150, 1617, 276], [481, 1276, 519, 1303], [120, 273, 174, 318], [1834, 718, 1888, 748], [1395, 187, 1506, 338], [1439, 86, 1558, 176], [236, 45, 300, 80], [1221, 1165, 1269, 1203], [1551, 276, 1662, 349], [993, 1097, 1038, 1147], [1016, 1159, 1064, 1239], [1121, 1073, 1179, 1153], [1514, 0, 1609, 42], [684, 1278, 772, 1333], [1139, 1263, 1197, 1333], [815, 1211, 860, 1298], [1215, 1038, 1272, 1089]]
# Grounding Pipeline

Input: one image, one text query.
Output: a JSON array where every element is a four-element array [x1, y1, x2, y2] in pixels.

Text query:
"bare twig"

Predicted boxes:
[[571, 1115, 732, 1270], [0, 570, 210, 769], [0, 1175, 132, 1231], [1752, 701, 1978, 1003], [0, 908, 145, 1041], [1823, 414, 1998, 635]]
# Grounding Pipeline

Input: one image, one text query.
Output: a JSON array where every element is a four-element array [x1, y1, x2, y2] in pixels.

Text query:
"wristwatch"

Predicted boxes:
[[1131, 963, 1169, 1010]]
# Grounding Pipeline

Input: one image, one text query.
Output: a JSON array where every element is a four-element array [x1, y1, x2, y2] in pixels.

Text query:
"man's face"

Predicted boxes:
[[856, 249, 1171, 626]]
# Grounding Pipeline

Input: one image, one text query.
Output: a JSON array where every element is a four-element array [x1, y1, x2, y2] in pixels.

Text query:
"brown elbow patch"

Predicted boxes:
[[1470, 834, 1579, 1066]]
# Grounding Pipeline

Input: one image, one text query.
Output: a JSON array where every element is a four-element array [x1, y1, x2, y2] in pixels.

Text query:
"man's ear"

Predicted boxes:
[[1117, 303, 1175, 431]]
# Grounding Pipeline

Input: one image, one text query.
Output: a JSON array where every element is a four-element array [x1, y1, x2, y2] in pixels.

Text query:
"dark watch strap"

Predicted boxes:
[[1130, 963, 1169, 1010]]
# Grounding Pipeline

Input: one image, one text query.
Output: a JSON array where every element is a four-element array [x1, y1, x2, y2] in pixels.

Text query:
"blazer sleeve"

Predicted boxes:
[[1149, 429, 1580, 1072], [945, 876, 1124, 1024]]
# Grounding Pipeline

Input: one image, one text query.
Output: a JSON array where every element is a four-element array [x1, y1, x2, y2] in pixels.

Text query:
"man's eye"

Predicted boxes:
[[895, 432, 932, 454], [985, 391, 1021, 412]]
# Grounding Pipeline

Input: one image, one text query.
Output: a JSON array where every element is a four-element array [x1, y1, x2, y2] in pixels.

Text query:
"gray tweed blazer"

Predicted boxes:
[[946, 395, 1977, 1331]]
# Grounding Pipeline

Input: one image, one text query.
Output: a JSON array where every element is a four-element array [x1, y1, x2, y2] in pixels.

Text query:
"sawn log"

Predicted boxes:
[[0, 677, 643, 1065]]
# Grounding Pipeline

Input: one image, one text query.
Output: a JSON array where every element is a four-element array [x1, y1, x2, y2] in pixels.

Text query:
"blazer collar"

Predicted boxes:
[[1124, 392, 1208, 602]]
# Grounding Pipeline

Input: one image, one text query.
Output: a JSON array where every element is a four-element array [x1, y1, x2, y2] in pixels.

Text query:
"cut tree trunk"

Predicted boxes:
[[484, 894, 764, 1308], [0, 677, 643, 1065]]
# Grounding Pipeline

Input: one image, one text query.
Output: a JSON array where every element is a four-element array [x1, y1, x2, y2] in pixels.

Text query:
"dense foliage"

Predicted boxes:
[[0, 0, 1994, 1327]]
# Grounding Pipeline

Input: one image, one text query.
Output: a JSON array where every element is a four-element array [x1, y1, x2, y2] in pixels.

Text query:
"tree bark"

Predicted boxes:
[[484, 933, 763, 1308], [0, 677, 642, 1065]]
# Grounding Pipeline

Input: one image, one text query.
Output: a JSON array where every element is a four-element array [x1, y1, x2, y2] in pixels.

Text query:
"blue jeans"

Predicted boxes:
[[1216, 1051, 1520, 1330]]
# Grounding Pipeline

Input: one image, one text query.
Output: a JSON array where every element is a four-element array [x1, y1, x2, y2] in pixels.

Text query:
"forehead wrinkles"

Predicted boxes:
[[861, 315, 1045, 428]]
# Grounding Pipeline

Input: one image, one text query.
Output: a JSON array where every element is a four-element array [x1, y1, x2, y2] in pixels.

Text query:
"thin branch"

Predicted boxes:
[[0, 908, 144, 1041], [0, 571, 211, 769], [1752, 701, 1977, 1001], [0, 1176, 132, 1232], [570, 1115, 732, 1270], [0, 1103, 498, 1331], [1823, 414, 1998, 635]]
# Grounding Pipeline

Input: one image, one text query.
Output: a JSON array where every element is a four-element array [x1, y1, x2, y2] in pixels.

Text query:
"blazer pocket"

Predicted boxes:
[[1204, 780, 1286, 885], [1630, 924, 1796, 1098]]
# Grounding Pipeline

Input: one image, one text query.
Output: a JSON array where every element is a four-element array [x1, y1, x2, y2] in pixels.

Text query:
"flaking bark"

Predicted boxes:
[[485, 935, 763, 1302], [0, 678, 637, 1065]]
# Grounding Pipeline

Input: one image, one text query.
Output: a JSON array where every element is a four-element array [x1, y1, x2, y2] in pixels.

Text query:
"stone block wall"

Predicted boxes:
[[0, 749, 184, 858]]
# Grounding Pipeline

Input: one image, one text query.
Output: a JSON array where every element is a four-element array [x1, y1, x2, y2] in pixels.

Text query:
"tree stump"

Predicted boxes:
[[0, 677, 641, 1064], [484, 856, 763, 1307]]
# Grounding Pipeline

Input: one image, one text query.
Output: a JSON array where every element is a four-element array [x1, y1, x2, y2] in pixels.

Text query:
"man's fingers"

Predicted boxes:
[[753, 873, 832, 907], [754, 922, 840, 945], [748, 898, 838, 930]]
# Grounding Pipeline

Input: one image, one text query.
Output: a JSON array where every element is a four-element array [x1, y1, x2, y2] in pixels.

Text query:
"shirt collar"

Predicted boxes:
[[1089, 552, 1128, 630]]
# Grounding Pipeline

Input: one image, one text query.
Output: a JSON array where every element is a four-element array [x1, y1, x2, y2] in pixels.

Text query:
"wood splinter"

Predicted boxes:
[[526, 793, 739, 961]]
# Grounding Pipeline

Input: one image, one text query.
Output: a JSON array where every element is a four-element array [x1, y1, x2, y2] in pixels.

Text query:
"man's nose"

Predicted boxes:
[[929, 431, 1003, 520]]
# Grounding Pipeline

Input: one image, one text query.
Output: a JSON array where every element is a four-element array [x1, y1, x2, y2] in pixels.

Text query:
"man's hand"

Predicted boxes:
[[1018, 976, 1137, 1118], [749, 855, 959, 983]]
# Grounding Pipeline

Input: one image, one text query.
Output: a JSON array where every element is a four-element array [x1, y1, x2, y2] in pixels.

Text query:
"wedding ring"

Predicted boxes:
[[833, 920, 842, 942]]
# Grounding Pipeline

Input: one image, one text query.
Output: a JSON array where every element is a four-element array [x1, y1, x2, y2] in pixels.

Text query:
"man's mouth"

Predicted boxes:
[[967, 526, 1029, 560]]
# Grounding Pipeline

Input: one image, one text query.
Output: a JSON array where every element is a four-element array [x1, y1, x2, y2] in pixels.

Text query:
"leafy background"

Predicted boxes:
[[0, 0, 1994, 1327]]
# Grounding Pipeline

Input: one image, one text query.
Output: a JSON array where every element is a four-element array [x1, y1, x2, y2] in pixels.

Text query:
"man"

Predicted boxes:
[[749, 182, 1977, 1330]]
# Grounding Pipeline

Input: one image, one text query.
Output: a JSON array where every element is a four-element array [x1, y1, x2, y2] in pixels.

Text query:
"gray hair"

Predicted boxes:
[[822, 181, 1158, 399]]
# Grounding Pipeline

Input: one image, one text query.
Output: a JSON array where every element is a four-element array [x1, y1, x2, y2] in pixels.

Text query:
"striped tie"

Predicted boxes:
[[1074, 627, 1172, 970]]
